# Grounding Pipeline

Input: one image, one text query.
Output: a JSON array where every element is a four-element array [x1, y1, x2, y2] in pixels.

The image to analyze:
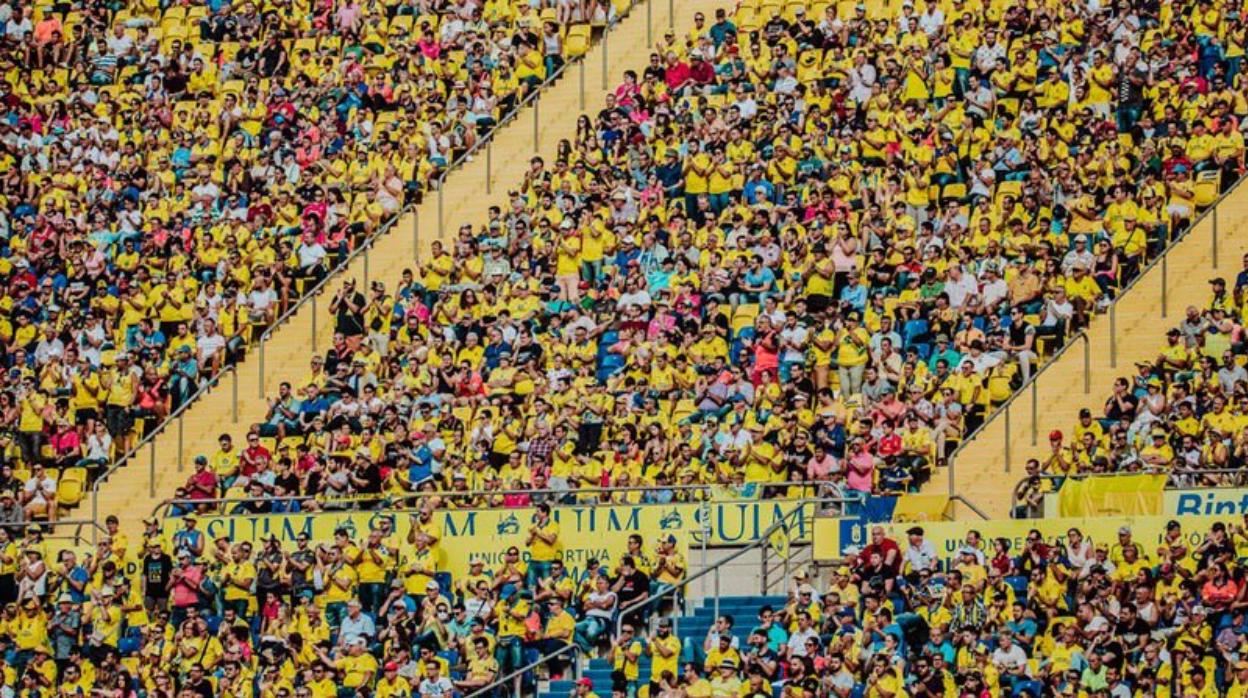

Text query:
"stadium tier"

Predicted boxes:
[[1, 0, 1248, 694], [0, 0, 628, 521], [168, 0, 1245, 516]]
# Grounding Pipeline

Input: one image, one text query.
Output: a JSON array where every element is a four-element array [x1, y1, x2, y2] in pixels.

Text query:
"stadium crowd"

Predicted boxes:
[[0, 501, 691, 698], [0, 0, 596, 521], [728, 518, 1248, 698], [5, 510, 1248, 697], [1017, 270, 1248, 517], [181, 0, 1248, 518]]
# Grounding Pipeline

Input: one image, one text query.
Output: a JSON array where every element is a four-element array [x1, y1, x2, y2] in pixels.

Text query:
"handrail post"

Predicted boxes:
[[1030, 380, 1037, 446], [438, 186, 445, 239], [232, 368, 239, 423], [601, 24, 609, 90], [149, 439, 156, 499], [178, 416, 184, 472], [1004, 402, 1012, 473], [948, 447, 955, 496], [363, 245, 371, 287], [1213, 205, 1219, 268], [1161, 253, 1168, 318], [760, 538, 768, 593], [700, 500, 709, 597], [311, 294, 318, 353], [646, 0, 652, 45], [258, 340, 266, 399], [1109, 305, 1117, 368], [713, 567, 720, 620], [486, 142, 493, 194], [1083, 334, 1090, 393], [533, 100, 540, 151], [579, 59, 585, 110], [668, 0, 673, 28]]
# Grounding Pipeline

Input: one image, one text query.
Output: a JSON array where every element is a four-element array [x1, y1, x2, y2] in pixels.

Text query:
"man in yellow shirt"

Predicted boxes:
[[525, 503, 560, 587], [647, 618, 682, 696], [653, 535, 686, 593], [316, 637, 377, 693], [530, 596, 576, 678]]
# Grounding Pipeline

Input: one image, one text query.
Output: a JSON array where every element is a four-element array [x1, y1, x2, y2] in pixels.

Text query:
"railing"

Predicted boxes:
[[148, 482, 852, 519], [88, 364, 239, 546], [467, 643, 580, 698], [614, 504, 812, 637], [1105, 175, 1243, 367], [463, 505, 813, 698], [760, 503, 818, 595], [948, 494, 991, 520], [944, 332, 1090, 493], [1008, 468, 1248, 518], [10, 518, 109, 548], [431, 0, 654, 238], [255, 201, 417, 398], [945, 174, 1245, 492]]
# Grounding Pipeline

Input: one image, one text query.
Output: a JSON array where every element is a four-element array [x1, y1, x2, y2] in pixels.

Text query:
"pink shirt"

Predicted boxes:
[[171, 564, 204, 607], [846, 452, 874, 492]]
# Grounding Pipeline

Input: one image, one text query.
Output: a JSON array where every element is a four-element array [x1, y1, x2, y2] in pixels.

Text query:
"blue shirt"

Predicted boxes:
[[840, 284, 867, 312]]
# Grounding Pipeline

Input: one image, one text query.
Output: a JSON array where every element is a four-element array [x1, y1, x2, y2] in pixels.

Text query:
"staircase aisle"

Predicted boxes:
[[922, 186, 1248, 518]]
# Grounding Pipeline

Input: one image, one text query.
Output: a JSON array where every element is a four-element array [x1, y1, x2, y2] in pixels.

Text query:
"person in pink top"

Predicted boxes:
[[806, 444, 839, 481], [169, 550, 205, 626], [845, 438, 875, 493]]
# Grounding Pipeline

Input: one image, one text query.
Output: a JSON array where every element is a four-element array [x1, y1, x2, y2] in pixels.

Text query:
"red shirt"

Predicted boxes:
[[664, 61, 692, 91]]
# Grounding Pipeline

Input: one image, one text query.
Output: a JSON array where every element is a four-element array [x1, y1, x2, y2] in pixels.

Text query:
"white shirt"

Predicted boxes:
[[786, 628, 818, 657], [24, 475, 55, 503], [419, 677, 454, 698], [297, 242, 327, 269], [991, 643, 1027, 672], [904, 539, 937, 572], [918, 8, 944, 35]]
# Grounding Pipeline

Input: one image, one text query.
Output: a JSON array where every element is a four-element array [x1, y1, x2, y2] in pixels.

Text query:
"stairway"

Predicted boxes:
[[923, 183, 1248, 518], [86, 0, 740, 540], [542, 595, 789, 698]]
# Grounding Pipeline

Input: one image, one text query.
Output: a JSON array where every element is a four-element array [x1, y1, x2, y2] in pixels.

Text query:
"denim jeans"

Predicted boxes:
[[526, 560, 554, 589], [574, 617, 607, 653], [496, 636, 523, 677]]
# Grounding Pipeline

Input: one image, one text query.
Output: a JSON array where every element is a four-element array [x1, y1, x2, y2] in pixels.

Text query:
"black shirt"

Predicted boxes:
[[613, 570, 650, 608], [142, 553, 173, 599], [333, 289, 367, 337]]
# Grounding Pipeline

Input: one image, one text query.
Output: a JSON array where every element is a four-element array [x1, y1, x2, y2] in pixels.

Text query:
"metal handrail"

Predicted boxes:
[[947, 173, 1247, 493], [470, 503, 812, 698], [24, 519, 111, 548], [466, 643, 580, 698], [613, 503, 810, 634], [944, 332, 1090, 493], [949, 494, 991, 520], [1008, 468, 1248, 517], [88, 364, 238, 546], [258, 205, 413, 347], [432, 3, 637, 238], [149, 482, 849, 520]]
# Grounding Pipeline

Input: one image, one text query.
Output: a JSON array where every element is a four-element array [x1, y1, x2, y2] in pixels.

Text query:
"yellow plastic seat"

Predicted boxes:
[[58, 468, 87, 507], [566, 23, 591, 57], [1194, 170, 1220, 208]]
